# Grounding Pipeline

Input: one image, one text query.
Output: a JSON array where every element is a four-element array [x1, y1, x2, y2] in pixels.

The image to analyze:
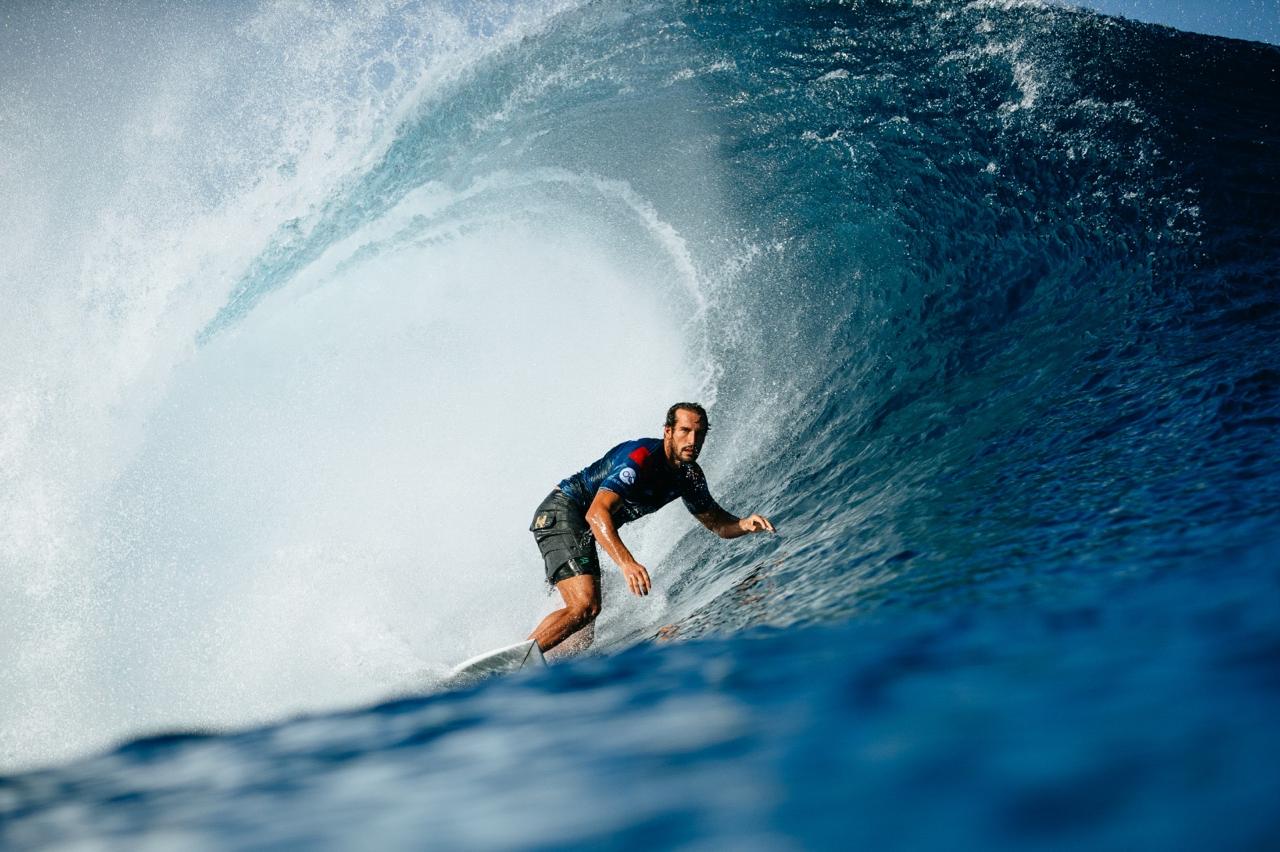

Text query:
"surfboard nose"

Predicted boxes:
[[445, 639, 547, 688]]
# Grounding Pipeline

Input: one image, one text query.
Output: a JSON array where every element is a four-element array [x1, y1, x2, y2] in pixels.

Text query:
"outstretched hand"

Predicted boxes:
[[621, 560, 652, 596], [738, 514, 776, 534]]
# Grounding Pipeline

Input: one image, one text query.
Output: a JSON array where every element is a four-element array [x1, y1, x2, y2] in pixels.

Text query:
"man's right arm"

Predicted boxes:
[[586, 489, 651, 596]]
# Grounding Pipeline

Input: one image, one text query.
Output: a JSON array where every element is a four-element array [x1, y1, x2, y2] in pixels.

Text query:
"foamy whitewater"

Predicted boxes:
[[2, 1, 1278, 848]]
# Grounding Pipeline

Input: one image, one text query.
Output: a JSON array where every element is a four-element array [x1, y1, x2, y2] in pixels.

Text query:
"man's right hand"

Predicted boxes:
[[621, 561, 651, 596], [588, 490, 652, 597]]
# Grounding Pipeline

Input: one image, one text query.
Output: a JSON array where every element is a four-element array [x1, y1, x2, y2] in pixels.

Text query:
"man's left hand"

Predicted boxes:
[[738, 514, 775, 534]]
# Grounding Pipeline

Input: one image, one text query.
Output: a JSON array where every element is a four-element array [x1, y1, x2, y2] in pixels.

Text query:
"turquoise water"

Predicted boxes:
[[2, 1, 1278, 847]]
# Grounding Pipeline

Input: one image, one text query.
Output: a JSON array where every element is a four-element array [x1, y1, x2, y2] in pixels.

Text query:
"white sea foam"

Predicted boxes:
[[0, 0, 726, 773]]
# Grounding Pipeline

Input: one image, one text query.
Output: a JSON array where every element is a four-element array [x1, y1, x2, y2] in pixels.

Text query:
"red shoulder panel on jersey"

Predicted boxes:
[[628, 445, 651, 466]]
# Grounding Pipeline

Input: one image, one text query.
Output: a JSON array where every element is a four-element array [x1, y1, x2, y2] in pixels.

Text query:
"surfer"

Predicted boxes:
[[528, 402, 775, 655]]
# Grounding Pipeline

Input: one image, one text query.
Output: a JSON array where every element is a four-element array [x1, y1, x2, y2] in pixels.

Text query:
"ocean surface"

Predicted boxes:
[[2, 1, 1278, 848]]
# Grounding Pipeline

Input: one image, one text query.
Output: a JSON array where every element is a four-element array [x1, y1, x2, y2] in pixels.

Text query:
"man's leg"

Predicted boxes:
[[546, 575, 604, 661], [548, 620, 594, 661], [530, 574, 601, 654]]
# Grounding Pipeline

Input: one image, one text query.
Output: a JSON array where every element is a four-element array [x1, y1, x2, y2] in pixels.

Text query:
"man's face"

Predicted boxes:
[[664, 409, 708, 465]]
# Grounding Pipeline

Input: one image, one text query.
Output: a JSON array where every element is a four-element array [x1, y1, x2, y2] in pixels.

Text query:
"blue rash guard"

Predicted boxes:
[[557, 438, 717, 526]]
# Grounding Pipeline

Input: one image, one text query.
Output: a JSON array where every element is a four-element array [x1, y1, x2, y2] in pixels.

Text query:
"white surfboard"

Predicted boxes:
[[445, 639, 546, 687]]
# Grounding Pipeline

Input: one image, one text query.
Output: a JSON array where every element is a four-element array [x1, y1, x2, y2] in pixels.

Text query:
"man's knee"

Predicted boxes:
[[566, 597, 601, 625]]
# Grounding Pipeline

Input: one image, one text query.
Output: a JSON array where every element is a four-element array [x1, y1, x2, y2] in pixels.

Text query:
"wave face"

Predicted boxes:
[[3, 0, 1278, 847]]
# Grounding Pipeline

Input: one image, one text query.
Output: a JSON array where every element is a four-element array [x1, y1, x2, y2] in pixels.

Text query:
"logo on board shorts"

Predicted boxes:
[[619, 467, 636, 485], [534, 513, 551, 529]]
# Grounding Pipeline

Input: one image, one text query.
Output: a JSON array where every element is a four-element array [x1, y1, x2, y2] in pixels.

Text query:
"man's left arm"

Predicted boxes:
[[694, 504, 775, 539], [682, 463, 774, 539]]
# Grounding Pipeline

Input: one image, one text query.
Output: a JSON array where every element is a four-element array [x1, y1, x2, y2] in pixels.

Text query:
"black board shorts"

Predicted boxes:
[[530, 489, 601, 586]]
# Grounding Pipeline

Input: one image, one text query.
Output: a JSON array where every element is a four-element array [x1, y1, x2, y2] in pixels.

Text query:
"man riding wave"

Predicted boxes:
[[528, 402, 775, 655]]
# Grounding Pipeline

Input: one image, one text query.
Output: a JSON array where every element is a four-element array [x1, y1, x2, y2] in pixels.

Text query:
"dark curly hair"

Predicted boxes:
[[665, 402, 710, 432]]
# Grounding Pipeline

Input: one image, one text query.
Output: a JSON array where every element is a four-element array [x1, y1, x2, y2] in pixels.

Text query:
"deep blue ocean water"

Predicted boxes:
[[2, 0, 1278, 848]]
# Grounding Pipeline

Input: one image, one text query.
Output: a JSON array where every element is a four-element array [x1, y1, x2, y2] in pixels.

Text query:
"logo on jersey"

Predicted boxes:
[[619, 467, 637, 486]]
